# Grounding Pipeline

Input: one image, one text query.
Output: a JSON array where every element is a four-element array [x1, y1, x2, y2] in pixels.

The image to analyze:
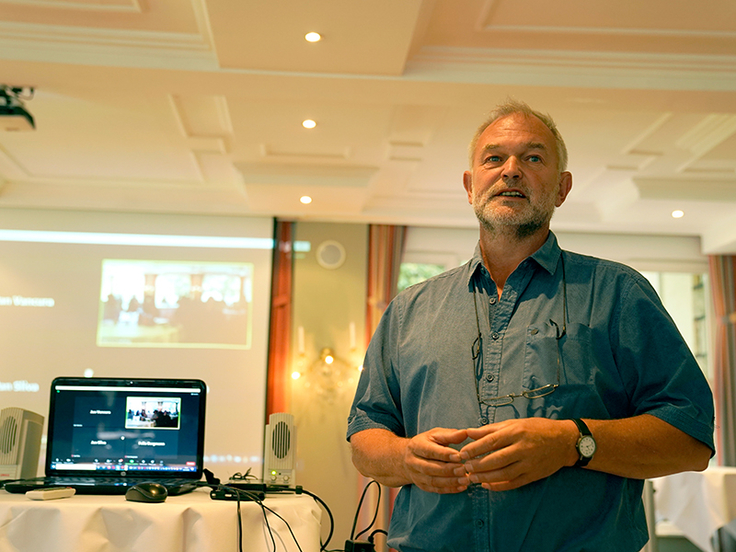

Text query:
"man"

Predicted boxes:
[[347, 100, 715, 552]]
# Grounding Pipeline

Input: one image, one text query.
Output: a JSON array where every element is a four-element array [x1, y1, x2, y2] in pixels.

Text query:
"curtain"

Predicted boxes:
[[359, 224, 406, 550], [366, 225, 406, 337], [709, 255, 736, 465], [266, 220, 294, 416]]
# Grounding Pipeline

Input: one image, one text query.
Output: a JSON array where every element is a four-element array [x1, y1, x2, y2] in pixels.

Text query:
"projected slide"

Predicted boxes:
[[98, 260, 254, 348], [0, 208, 273, 479]]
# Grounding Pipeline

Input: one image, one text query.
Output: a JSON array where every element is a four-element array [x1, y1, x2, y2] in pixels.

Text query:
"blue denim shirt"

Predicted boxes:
[[347, 232, 715, 552]]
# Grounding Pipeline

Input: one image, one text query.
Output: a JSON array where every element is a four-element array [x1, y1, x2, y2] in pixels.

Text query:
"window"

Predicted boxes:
[[397, 262, 446, 292], [641, 271, 712, 380]]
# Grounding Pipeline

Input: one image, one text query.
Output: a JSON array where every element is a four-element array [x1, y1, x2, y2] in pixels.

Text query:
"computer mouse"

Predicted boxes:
[[125, 482, 168, 503]]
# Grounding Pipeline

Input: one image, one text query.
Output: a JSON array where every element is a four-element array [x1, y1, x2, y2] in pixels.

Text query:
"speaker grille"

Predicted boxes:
[[271, 420, 291, 459], [0, 415, 18, 454]]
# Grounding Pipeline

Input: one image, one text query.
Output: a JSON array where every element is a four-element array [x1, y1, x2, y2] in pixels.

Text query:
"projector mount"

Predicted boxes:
[[0, 85, 35, 131]]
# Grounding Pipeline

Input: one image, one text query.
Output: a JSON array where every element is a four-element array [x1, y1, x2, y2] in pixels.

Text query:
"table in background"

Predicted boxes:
[[653, 466, 736, 552], [0, 487, 321, 552]]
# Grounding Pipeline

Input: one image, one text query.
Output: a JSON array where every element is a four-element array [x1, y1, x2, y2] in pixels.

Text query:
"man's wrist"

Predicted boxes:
[[565, 419, 581, 467]]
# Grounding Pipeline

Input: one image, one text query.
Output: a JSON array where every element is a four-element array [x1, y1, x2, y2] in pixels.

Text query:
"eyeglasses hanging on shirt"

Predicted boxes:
[[471, 254, 568, 407]]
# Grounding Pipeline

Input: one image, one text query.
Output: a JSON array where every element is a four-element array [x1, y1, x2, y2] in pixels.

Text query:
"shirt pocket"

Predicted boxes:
[[522, 321, 607, 416], [523, 319, 565, 391]]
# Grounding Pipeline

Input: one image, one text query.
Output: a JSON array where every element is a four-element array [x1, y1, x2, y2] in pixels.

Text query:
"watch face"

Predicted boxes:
[[579, 436, 596, 458]]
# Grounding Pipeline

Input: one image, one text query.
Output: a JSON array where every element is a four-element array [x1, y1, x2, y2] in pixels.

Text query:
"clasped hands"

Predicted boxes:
[[403, 418, 579, 494]]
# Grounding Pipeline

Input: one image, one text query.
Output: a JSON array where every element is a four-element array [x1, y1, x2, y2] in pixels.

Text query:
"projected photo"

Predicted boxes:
[[97, 260, 254, 349], [125, 397, 181, 429]]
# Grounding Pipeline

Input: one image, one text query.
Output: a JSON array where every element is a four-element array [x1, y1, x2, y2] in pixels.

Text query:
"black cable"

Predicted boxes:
[[201, 473, 336, 552], [204, 481, 312, 552], [350, 479, 381, 541], [260, 502, 304, 552], [368, 528, 388, 543], [299, 488, 334, 551], [235, 490, 243, 552], [256, 486, 334, 552]]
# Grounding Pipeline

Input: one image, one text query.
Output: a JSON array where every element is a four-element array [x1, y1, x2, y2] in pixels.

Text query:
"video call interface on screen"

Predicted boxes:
[[48, 382, 203, 474], [0, 211, 273, 475]]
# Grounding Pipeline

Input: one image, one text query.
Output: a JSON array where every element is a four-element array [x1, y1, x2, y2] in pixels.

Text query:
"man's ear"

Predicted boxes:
[[463, 171, 474, 205], [555, 171, 573, 207]]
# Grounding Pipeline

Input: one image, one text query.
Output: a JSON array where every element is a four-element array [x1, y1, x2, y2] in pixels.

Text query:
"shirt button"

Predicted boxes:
[[480, 417, 489, 425], [485, 374, 494, 382], [491, 332, 499, 340], [475, 519, 485, 528], [489, 297, 497, 305]]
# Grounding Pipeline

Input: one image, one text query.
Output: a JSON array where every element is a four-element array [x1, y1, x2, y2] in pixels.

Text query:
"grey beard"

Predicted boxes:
[[474, 201, 552, 240]]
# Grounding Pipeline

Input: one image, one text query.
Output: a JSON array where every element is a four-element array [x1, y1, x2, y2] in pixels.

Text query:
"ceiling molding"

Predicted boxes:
[[476, 0, 736, 39], [675, 114, 736, 155], [236, 163, 377, 188], [1, 172, 227, 189], [257, 145, 352, 163], [0, 20, 217, 69], [387, 142, 424, 162], [169, 94, 233, 138], [407, 46, 736, 91], [0, 0, 143, 13], [702, 213, 736, 254], [0, 20, 206, 49], [635, 177, 736, 202], [479, 23, 736, 40], [621, 112, 672, 155]]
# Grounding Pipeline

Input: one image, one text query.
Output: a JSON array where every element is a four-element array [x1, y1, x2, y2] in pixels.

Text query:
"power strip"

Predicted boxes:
[[344, 540, 374, 552], [226, 481, 297, 493], [225, 481, 268, 493], [211, 487, 265, 501]]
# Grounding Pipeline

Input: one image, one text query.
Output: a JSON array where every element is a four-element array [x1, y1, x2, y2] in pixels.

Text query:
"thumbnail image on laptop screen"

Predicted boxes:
[[46, 377, 206, 477]]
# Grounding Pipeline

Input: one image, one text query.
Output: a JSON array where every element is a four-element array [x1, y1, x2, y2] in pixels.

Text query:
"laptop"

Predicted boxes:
[[4, 377, 207, 495]]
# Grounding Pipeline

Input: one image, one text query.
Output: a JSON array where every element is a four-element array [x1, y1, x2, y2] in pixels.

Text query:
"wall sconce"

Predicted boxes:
[[293, 347, 360, 403], [291, 324, 362, 401]]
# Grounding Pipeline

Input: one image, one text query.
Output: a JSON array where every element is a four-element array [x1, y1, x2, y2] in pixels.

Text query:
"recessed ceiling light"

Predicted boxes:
[[302, 119, 317, 129], [672, 210, 685, 219], [300, 196, 312, 205], [305, 32, 321, 43]]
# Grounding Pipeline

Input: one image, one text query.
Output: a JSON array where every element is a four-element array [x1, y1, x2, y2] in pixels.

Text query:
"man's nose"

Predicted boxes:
[[502, 157, 521, 180]]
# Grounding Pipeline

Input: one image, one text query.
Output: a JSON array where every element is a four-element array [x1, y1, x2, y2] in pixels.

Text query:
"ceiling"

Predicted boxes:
[[1, 0, 735, 253]]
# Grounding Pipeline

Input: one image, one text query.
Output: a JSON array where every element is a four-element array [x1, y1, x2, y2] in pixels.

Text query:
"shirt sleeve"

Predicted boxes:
[[614, 272, 715, 453], [346, 299, 406, 441]]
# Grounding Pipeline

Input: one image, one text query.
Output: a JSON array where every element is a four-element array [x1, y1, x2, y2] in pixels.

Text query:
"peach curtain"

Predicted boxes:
[[266, 220, 294, 416], [709, 255, 736, 465]]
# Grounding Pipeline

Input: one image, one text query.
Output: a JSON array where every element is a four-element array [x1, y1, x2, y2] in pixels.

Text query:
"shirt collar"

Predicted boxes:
[[466, 231, 562, 285], [530, 232, 562, 275]]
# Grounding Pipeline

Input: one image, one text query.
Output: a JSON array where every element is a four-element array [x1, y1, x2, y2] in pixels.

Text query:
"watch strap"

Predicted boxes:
[[572, 418, 595, 467]]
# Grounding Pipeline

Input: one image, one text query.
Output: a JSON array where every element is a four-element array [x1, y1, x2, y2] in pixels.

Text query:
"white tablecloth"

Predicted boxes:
[[0, 487, 321, 552], [653, 466, 736, 552]]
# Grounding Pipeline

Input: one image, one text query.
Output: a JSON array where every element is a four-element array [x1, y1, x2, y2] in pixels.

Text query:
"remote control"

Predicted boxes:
[[26, 487, 76, 500]]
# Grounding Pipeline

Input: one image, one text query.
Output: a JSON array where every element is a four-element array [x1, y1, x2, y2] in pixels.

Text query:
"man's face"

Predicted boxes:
[[463, 113, 572, 238]]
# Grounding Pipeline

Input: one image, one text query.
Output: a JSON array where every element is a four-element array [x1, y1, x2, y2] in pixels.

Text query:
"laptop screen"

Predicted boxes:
[[46, 377, 206, 478]]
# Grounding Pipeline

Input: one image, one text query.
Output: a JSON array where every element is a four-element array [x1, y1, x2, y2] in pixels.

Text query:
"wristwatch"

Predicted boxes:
[[571, 418, 596, 467]]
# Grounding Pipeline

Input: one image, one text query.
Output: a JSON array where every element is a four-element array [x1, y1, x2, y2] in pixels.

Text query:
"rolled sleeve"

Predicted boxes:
[[615, 272, 715, 453], [347, 300, 406, 441]]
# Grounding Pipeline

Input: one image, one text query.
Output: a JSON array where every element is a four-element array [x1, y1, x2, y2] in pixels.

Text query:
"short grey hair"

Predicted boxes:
[[468, 99, 568, 172]]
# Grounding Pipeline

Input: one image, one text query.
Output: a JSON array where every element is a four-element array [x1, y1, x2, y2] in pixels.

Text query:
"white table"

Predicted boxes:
[[653, 466, 736, 552], [0, 487, 321, 552]]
